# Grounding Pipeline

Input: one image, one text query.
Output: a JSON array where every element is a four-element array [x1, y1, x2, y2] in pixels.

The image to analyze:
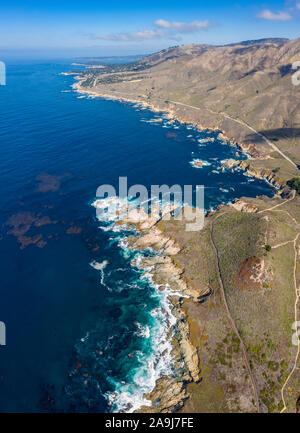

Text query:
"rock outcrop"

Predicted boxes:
[[222, 159, 287, 191], [113, 204, 203, 412], [230, 199, 258, 213]]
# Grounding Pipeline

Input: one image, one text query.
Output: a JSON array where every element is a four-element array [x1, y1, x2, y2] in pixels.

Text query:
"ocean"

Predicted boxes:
[[0, 60, 275, 412]]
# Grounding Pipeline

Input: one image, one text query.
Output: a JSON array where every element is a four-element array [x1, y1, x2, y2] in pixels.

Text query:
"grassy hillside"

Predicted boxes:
[[158, 193, 300, 412]]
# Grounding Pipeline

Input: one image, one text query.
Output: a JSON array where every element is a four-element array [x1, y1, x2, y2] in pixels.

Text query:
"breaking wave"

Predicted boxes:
[[88, 195, 180, 412]]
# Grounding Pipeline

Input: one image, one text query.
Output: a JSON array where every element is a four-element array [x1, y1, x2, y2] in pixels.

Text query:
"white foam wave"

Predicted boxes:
[[90, 260, 109, 289], [189, 159, 211, 168], [135, 322, 150, 339], [103, 239, 181, 412], [90, 196, 183, 413], [90, 259, 108, 271], [93, 196, 131, 223], [106, 284, 178, 413], [219, 187, 229, 193]]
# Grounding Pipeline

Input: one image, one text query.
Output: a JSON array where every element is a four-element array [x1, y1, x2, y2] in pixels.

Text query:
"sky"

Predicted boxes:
[[0, 0, 299, 58]]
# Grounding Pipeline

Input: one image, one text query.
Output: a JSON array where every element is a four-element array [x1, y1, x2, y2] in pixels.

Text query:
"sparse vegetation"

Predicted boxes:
[[160, 201, 298, 413]]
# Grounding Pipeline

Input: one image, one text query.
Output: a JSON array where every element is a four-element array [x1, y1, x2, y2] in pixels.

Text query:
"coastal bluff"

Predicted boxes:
[[94, 193, 300, 413]]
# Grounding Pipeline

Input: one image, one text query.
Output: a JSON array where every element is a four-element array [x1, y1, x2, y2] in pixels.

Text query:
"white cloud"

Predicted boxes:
[[154, 19, 172, 29], [97, 29, 165, 41], [257, 9, 292, 21], [155, 19, 213, 32], [96, 18, 215, 42], [296, 2, 300, 10]]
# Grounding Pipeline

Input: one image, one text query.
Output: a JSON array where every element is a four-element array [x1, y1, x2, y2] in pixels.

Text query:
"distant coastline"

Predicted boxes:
[[73, 75, 288, 196]]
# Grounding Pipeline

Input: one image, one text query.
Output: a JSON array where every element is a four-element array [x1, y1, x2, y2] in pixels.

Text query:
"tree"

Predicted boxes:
[[287, 177, 300, 194]]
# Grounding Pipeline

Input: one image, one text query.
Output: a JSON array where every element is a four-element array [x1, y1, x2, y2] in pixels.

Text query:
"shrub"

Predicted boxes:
[[287, 177, 300, 194], [272, 167, 280, 173]]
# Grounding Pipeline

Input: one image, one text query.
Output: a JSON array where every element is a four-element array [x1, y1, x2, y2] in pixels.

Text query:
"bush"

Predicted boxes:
[[287, 177, 300, 194], [265, 245, 272, 252]]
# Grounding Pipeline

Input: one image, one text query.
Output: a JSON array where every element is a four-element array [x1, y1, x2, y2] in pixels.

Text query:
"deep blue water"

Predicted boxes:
[[0, 60, 274, 412]]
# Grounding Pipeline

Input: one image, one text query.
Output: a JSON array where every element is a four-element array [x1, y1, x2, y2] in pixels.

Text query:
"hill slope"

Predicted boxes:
[[79, 38, 300, 181]]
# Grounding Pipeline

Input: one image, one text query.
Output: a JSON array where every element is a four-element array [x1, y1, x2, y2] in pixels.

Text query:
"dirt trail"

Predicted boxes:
[[258, 191, 299, 412], [210, 208, 300, 413], [272, 239, 295, 249], [210, 215, 260, 413], [271, 209, 298, 226], [258, 190, 296, 214]]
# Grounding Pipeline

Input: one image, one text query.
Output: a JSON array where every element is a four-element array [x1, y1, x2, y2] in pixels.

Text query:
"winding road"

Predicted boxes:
[[168, 100, 298, 170]]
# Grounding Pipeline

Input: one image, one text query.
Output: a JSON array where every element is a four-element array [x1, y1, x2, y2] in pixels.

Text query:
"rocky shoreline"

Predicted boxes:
[[74, 75, 292, 413], [92, 197, 206, 412], [73, 75, 290, 193], [222, 158, 292, 198], [117, 205, 206, 412]]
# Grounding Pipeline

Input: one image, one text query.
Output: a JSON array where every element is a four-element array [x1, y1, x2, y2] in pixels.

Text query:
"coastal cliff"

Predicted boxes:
[[74, 39, 300, 412], [132, 194, 300, 413], [110, 205, 205, 412], [93, 189, 300, 413]]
